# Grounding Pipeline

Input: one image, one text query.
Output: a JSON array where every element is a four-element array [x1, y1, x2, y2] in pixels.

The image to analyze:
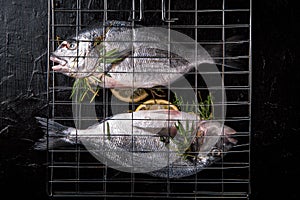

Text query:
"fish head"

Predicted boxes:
[[196, 121, 237, 155], [50, 30, 104, 78]]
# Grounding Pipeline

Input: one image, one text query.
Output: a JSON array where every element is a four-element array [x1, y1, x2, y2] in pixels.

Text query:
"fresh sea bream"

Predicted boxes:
[[34, 110, 237, 178], [50, 20, 217, 88]]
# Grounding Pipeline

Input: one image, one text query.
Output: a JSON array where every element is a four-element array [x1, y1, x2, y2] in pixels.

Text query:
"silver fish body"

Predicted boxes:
[[35, 110, 237, 178], [50, 20, 214, 88]]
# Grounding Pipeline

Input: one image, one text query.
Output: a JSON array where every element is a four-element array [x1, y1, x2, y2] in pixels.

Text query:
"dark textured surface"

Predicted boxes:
[[0, 0, 298, 199], [251, 1, 299, 199]]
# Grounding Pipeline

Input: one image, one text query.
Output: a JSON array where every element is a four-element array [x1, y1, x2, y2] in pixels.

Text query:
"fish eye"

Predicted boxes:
[[211, 148, 222, 157], [68, 42, 77, 50]]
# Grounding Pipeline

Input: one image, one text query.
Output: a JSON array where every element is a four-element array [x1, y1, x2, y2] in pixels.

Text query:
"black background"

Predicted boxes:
[[0, 0, 299, 199]]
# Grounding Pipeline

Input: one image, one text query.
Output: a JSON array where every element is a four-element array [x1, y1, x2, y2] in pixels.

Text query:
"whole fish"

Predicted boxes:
[[34, 110, 237, 178], [50, 20, 219, 88]]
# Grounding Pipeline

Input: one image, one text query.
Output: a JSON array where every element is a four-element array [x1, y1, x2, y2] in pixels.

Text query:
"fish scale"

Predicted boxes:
[[50, 20, 215, 88], [34, 110, 237, 178]]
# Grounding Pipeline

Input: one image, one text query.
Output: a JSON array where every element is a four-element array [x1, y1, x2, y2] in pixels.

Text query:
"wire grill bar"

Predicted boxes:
[[47, 0, 251, 198]]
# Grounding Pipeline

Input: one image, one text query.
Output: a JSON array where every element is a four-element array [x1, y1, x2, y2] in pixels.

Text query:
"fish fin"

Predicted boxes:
[[33, 117, 75, 150], [226, 137, 238, 145], [223, 125, 238, 145], [223, 125, 236, 135], [140, 109, 181, 116], [101, 75, 129, 88], [132, 110, 181, 130]]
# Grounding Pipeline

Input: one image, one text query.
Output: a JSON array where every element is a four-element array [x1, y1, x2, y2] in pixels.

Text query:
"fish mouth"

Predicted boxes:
[[50, 55, 69, 72]]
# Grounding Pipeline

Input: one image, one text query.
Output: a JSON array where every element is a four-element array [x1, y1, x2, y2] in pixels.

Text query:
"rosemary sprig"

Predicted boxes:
[[106, 122, 111, 141], [173, 92, 214, 120], [169, 93, 214, 160], [174, 120, 194, 149], [70, 46, 122, 102], [197, 92, 214, 120], [167, 120, 195, 157], [173, 93, 184, 109], [70, 77, 100, 103]]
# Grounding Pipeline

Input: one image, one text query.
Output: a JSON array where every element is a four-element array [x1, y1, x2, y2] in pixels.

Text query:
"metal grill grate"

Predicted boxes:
[[47, 0, 251, 199]]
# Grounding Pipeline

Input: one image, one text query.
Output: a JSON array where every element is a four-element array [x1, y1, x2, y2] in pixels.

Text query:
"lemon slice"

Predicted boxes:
[[110, 88, 149, 103], [135, 99, 179, 111]]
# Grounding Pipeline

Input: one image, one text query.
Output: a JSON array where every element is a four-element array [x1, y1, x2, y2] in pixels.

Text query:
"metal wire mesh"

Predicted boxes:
[[47, 0, 251, 198]]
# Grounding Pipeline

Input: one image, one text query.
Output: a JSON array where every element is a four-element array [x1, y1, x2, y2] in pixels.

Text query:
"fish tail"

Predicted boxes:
[[34, 117, 76, 150], [205, 35, 248, 70]]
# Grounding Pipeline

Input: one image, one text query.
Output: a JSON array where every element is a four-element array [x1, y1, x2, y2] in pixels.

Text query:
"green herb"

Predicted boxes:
[[196, 92, 214, 120], [174, 120, 194, 147], [96, 45, 123, 66], [170, 93, 214, 160], [70, 45, 122, 103], [167, 120, 195, 155], [173, 92, 214, 120], [70, 77, 100, 103], [106, 122, 111, 140], [173, 93, 184, 109]]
